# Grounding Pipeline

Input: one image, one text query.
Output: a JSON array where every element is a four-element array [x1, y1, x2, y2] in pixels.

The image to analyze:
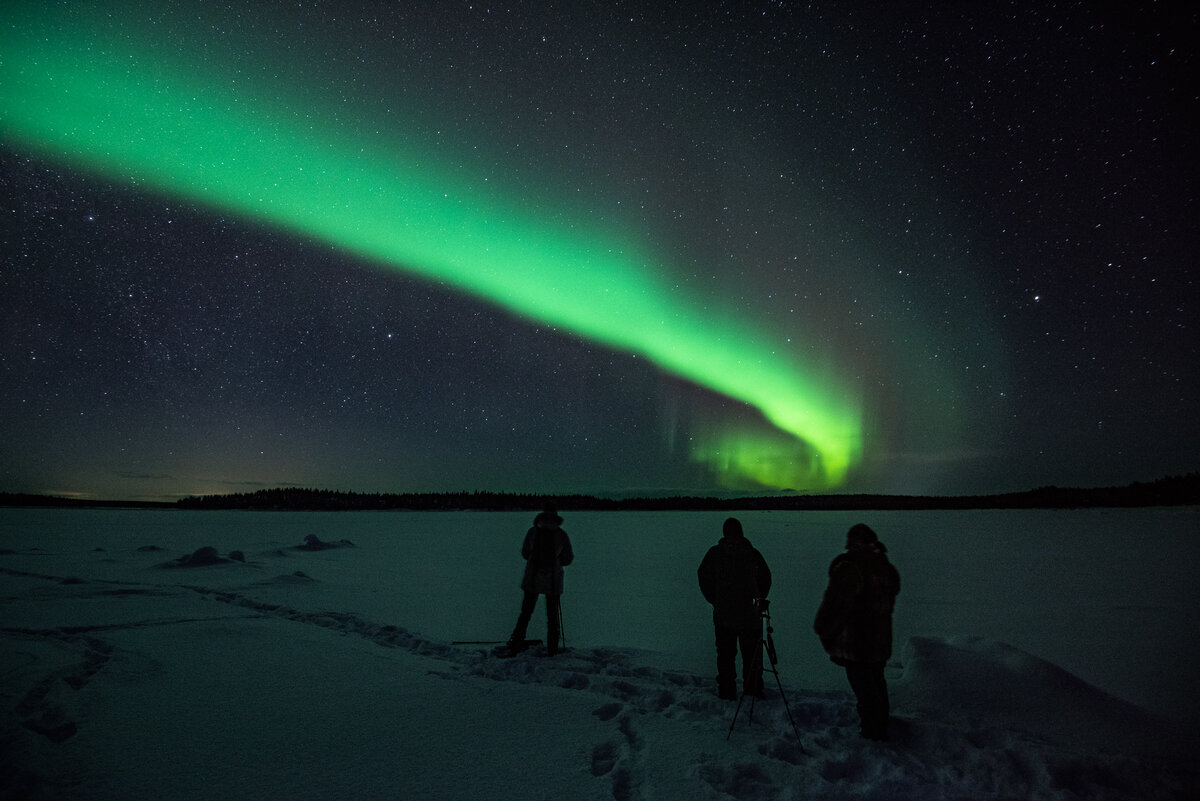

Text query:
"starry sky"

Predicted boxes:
[[2, 1, 1196, 502]]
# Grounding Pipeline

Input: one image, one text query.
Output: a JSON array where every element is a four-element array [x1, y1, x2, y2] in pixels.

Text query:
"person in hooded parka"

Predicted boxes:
[[697, 517, 773, 700], [507, 507, 574, 655], [814, 523, 901, 741]]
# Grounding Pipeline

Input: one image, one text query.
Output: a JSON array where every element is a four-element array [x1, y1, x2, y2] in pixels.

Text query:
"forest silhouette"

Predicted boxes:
[[3, 474, 1196, 511]]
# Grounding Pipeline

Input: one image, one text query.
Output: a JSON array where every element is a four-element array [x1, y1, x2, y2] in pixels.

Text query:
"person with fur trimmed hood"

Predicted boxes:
[[507, 508, 574, 655], [698, 517, 773, 700], [814, 523, 901, 741]]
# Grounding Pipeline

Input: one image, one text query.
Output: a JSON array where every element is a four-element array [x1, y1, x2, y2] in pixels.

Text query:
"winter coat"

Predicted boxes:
[[813, 542, 900, 666], [698, 535, 772, 631], [520, 522, 574, 595]]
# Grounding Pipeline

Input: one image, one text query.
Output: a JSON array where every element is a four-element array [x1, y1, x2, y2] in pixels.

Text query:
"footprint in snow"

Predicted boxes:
[[592, 702, 622, 722], [590, 741, 618, 776]]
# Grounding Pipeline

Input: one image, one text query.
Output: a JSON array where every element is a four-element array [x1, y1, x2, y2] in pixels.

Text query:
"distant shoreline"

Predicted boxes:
[[2, 474, 1197, 512]]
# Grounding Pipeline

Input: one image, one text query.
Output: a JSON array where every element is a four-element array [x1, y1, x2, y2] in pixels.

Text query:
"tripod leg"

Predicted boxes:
[[726, 692, 748, 740], [766, 638, 809, 755], [729, 620, 809, 754], [727, 627, 767, 738], [558, 597, 566, 651]]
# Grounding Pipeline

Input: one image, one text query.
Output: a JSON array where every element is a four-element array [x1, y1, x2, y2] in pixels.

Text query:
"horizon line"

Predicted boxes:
[[2, 473, 1197, 509]]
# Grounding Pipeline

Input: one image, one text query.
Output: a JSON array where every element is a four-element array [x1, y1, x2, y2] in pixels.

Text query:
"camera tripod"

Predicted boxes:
[[726, 600, 808, 754]]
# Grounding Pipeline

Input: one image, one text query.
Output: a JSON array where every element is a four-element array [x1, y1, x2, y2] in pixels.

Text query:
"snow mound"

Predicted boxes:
[[290, 534, 355, 551], [893, 636, 1193, 759], [155, 546, 237, 568]]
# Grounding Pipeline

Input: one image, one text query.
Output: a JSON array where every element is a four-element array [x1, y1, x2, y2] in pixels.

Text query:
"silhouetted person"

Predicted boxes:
[[508, 508, 574, 655], [698, 517, 772, 700], [814, 523, 901, 741]]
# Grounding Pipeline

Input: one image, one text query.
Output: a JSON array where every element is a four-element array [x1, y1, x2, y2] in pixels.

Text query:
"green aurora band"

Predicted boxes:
[[1, 8, 863, 490]]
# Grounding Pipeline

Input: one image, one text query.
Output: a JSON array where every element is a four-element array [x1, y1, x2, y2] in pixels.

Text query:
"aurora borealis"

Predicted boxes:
[[2, 2, 1196, 501]]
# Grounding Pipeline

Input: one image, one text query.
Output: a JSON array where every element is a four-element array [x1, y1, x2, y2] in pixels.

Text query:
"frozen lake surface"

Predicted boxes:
[[5, 506, 1193, 718], [2, 506, 1196, 799]]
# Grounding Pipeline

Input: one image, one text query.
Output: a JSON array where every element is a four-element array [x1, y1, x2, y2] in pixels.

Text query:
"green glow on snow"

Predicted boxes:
[[1, 7, 863, 489]]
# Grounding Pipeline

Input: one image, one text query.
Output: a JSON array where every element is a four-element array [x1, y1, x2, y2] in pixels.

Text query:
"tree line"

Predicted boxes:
[[174, 474, 1199, 511], [2, 473, 1196, 511]]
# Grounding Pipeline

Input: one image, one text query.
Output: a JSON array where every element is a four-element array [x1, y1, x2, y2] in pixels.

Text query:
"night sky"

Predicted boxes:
[[2, 1, 1196, 502]]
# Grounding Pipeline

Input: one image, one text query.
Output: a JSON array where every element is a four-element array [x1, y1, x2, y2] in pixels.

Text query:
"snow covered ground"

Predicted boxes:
[[1, 507, 1196, 800]]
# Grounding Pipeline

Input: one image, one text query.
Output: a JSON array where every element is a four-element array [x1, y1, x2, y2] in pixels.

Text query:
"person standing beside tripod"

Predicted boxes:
[[698, 517, 773, 700], [507, 507, 574, 656]]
